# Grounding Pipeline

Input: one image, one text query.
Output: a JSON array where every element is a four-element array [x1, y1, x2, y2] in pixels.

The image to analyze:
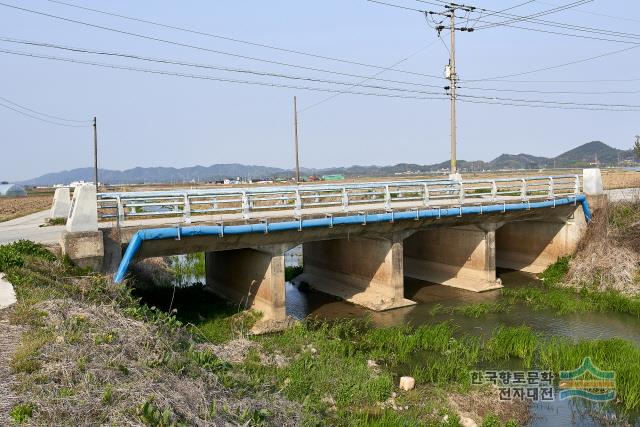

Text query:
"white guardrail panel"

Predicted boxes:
[[96, 175, 582, 222]]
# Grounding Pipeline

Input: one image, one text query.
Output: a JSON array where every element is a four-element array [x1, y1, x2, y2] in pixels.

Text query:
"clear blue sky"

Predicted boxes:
[[1, 0, 639, 181]]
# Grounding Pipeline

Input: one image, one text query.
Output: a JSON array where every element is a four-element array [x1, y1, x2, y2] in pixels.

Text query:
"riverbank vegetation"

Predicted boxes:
[[2, 199, 640, 426]]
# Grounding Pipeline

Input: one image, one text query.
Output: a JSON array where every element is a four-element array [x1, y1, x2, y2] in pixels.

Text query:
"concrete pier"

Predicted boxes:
[[205, 245, 288, 321], [496, 205, 587, 273], [404, 225, 503, 292], [299, 233, 416, 311]]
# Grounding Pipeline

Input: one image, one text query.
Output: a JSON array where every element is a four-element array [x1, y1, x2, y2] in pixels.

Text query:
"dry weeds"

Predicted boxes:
[[567, 200, 640, 295], [12, 299, 300, 426], [0, 307, 24, 426], [447, 385, 530, 426]]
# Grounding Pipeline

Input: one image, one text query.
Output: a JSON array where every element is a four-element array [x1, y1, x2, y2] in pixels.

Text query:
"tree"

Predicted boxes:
[[635, 135, 640, 161]]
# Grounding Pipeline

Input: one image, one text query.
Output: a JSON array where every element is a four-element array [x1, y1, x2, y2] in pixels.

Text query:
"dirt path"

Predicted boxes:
[[0, 308, 24, 425]]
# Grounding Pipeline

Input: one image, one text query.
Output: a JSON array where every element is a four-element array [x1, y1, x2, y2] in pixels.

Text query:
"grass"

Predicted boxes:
[[9, 403, 33, 424], [430, 302, 510, 318], [5, 240, 640, 424], [501, 257, 640, 317], [46, 217, 66, 226], [539, 337, 640, 411], [285, 265, 303, 282], [486, 326, 538, 368]]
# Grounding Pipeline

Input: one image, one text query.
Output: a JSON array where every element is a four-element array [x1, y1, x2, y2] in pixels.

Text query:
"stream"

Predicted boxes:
[[166, 247, 640, 426]]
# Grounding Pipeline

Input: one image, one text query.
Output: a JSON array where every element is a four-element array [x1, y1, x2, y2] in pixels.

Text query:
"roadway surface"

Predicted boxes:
[[0, 210, 64, 245]]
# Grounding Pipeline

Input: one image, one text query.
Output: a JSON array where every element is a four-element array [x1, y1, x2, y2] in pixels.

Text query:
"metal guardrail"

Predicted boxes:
[[97, 175, 582, 223]]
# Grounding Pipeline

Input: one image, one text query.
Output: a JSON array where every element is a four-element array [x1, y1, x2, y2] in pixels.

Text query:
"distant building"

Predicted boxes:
[[0, 184, 27, 197], [322, 174, 345, 181]]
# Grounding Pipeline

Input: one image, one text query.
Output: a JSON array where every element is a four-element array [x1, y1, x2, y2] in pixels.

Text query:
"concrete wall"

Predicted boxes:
[[205, 245, 287, 321], [404, 225, 502, 292], [496, 205, 587, 273], [300, 234, 415, 310]]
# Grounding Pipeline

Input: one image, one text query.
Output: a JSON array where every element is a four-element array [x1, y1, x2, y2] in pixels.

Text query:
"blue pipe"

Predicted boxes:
[[114, 195, 591, 283]]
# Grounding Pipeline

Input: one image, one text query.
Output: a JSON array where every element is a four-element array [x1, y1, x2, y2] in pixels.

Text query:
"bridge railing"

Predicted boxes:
[[96, 175, 581, 223]]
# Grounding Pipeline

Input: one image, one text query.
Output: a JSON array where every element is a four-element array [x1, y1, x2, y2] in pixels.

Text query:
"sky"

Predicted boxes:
[[0, 0, 639, 181]]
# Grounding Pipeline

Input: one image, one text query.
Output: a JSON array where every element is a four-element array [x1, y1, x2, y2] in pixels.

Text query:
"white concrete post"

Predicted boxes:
[[50, 187, 71, 219], [66, 184, 98, 232], [583, 168, 603, 195]]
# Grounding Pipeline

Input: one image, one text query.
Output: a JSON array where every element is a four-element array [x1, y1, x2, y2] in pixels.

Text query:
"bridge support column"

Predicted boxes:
[[205, 245, 287, 321], [496, 206, 587, 273], [404, 225, 502, 292], [298, 233, 416, 311]]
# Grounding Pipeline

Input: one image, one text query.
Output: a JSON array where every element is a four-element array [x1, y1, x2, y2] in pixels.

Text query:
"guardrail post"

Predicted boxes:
[[548, 177, 554, 199], [116, 196, 124, 222], [241, 192, 250, 219], [212, 196, 218, 210], [294, 189, 302, 214], [384, 185, 391, 210], [342, 187, 349, 211], [183, 194, 191, 223], [423, 184, 430, 205], [520, 179, 528, 201], [574, 174, 580, 195], [491, 181, 497, 202], [458, 182, 465, 204]]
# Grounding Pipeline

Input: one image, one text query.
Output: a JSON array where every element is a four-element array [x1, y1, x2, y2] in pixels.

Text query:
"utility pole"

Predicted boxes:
[[293, 96, 301, 183], [93, 116, 98, 189], [448, 8, 457, 177], [432, 3, 475, 178]]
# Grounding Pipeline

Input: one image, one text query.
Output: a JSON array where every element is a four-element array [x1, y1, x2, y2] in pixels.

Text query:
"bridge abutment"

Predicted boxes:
[[298, 233, 416, 311], [496, 205, 587, 273], [205, 245, 287, 321], [404, 225, 503, 292]]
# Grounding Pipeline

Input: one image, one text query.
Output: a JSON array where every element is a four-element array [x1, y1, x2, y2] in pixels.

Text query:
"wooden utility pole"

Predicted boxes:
[[93, 116, 99, 188], [293, 96, 301, 183]]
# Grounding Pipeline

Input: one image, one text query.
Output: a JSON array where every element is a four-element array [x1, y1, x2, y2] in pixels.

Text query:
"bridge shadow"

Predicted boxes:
[[495, 221, 565, 272]]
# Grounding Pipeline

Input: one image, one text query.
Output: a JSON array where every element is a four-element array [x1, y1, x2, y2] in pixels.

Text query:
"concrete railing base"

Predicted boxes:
[[50, 187, 71, 219], [60, 230, 104, 271]]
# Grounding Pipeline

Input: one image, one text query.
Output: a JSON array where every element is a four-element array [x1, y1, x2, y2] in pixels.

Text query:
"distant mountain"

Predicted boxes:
[[20, 164, 287, 186], [19, 141, 636, 186]]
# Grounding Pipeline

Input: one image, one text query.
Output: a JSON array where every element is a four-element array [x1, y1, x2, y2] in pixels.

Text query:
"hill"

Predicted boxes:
[[18, 141, 636, 186]]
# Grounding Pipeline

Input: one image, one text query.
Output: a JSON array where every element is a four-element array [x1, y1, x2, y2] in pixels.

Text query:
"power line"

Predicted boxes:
[[0, 100, 90, 127], [0, 95, 90, 123], [3, 48, 638, 112], [371, 1, 640, 82], [412, 0, 640, 44], [458, 84, 640, 95], [0, 48, 452, 101], [0, 36, 447, 91], [533, 0, 640, 24], [45, 0, 444, 78], [462, 43, 640, 82], [300, 39, 440, 113], [0, 1, 445, 81], [473, 0, 594, 30]]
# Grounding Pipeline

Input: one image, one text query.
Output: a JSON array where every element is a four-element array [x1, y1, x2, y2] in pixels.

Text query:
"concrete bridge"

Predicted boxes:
[[52, 172, 598, 324]]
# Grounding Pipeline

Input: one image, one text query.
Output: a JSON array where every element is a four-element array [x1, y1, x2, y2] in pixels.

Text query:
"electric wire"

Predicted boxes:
[[0, 36, 447, 90], [3, 48, 639, 112], [0, 2, 445, 80], [0, 94, 90, 123], [0, 101, 90, 127]]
